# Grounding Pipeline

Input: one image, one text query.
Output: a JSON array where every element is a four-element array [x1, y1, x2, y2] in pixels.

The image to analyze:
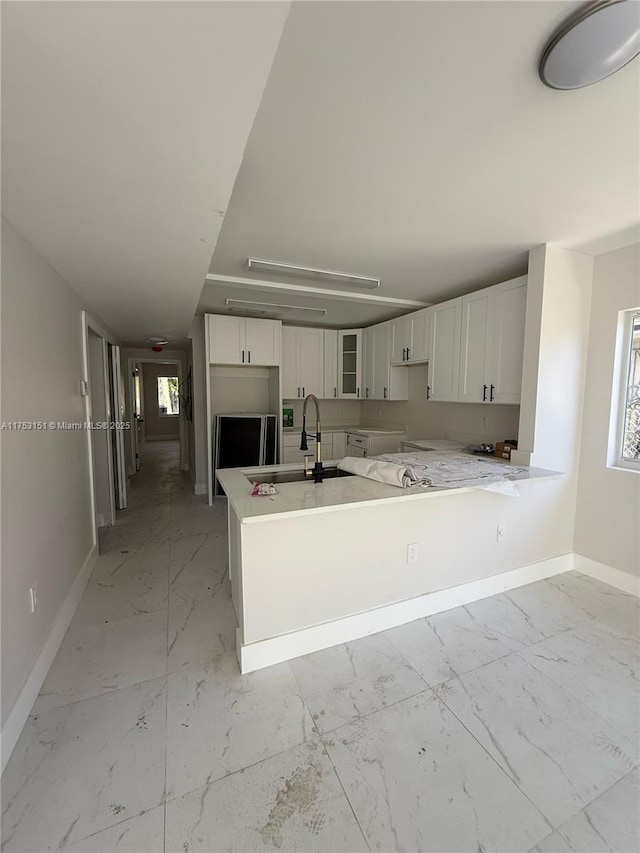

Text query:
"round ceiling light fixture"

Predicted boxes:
[[539, 0, 640, 89], [146, 336, 169, 346]]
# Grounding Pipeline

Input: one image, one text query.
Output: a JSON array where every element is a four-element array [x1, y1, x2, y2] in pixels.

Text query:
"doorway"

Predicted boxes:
[[83, 318, 128, 538], [126, 357, 188, 479]]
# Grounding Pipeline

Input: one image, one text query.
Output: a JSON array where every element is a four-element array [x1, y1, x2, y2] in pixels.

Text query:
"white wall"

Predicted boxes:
[[188, 318, 207, 494], [574, 243, 640, 578], [0, 218, 101, 753]]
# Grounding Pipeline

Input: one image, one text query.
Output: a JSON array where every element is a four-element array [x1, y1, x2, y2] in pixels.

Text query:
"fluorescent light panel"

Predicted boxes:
[[225, 298, 327, 316], [247, 258, 380, 290]]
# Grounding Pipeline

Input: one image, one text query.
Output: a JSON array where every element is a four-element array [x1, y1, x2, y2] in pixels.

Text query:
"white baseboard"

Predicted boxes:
[[193, 482, 207, 496], [573, 553, 640, 597], [1, 544, 99, 775], [238, 554, 573, 674]]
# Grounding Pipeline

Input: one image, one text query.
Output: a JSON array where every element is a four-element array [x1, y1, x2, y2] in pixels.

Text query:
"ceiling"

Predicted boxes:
[[208, 0, 640, 315], [2, 2, 639, 344], [1, 1, 290, 346]]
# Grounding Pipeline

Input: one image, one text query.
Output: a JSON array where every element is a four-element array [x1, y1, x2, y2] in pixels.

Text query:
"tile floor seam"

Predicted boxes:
[[512, 646, 640, 754], [553, 764, 640, 845], [432, 689, 557, 842], [28, 672, 170, 719], [72, 604, 170, 631], [318, 729, 374, 853]]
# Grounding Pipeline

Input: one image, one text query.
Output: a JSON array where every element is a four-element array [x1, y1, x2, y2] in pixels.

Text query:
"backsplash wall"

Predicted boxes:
[[359, 363, 521, 443], [283, 398, 361, 428]]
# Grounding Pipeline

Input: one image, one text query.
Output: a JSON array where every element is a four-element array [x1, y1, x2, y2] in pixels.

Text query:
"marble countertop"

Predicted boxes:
[[282, 424, 405, 435], [216, 456, 563, 524]]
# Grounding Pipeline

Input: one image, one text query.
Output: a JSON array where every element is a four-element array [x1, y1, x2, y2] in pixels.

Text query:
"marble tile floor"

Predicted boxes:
[[2, 441, 639, 852]]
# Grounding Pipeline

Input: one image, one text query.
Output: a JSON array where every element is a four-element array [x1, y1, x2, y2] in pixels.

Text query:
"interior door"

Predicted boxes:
[[131, 364, 143, 471], [109, 344, 128, 509]]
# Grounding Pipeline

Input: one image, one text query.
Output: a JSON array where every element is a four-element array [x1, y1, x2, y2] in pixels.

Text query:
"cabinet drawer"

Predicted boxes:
[[346, 433, 368, 449]]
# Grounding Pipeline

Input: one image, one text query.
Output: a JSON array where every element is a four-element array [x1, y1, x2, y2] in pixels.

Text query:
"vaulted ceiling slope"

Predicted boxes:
[[1, 1, 290, 344], [209, 0, 640, 305]]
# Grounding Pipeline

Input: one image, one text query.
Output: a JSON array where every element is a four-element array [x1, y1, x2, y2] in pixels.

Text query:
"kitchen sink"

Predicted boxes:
[[250, 466, 356, 485]]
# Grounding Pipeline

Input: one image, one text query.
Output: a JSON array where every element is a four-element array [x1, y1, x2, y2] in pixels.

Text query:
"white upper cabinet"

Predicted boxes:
[[390, 316, 412, 364], [281, 326, 324, 399], [428, 297, 462, 401], [207, 315, 281, 366], [323, 330, 338, 399], [363, 327, 375, 399], [458, 276, 527, 404], [487, 277, 527, 404], [409, 308, 431, 362], [459, 289, 492, 403], [390, 309, 430, 363], [338, 329, 363, 399], [364, 323, 408, 401]]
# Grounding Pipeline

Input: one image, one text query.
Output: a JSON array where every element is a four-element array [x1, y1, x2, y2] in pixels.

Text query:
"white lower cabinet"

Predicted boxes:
[[282, 431, 332, 464], [332, 432, 346, 460]]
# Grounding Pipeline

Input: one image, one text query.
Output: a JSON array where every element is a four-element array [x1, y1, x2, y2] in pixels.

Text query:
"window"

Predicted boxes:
[[157, 376, 180, 416], [612, 309, 640, 471]]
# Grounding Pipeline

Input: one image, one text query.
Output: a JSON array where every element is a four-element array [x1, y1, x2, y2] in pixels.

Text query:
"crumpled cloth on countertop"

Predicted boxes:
[[372, 450, 529, 496], [337, 456, 419, 487]]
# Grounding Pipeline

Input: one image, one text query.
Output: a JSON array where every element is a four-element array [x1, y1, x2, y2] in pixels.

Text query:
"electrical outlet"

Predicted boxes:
[[480, 416, 489, 431], [496, 523, 506, 543], [407, 543, 418, 564], [29, 585, 38, 613]]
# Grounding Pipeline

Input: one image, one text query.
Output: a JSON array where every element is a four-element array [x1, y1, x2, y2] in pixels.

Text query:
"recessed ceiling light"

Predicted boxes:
[[225, 298, 327, 315], [539, 0, 640, 89], [146, 336, 169, 345], [247, 258, 380, 290]]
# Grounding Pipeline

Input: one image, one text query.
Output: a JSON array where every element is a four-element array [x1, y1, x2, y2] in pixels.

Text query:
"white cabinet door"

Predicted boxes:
[[487, 277, 527, 404], [363, 327, 375, 399], [244, 318, 281, 366], [459, 289, 491, 403], [207, 315, 244, 364], [428, 297, 462, 401], [390, 316, 412, 364], [323, 330, 338, 399], [409, 308, 431, 362], [373, 324, 391, 400], [332, 432, 346, 460], [298, 327, 324, 398], [281, 326, 298, 398], [338, 329, 362, 399]]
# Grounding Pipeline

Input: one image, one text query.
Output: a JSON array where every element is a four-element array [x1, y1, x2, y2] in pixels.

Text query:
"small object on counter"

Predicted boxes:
[[467, 443, 495, 455], [251, 482, 278, 496], [495, 439, 518, 460], [282, 407, 294, 428]]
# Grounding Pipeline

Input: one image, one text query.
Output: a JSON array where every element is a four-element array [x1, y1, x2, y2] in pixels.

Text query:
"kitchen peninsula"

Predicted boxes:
[[216, 454, 563, 673]]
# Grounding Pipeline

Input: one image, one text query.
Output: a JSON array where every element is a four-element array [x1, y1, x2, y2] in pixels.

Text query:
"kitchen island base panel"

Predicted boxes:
[[235, 553, 571, 673]]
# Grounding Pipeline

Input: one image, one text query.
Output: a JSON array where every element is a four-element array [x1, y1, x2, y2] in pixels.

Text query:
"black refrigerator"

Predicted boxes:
[[213, 414, 278, 495]]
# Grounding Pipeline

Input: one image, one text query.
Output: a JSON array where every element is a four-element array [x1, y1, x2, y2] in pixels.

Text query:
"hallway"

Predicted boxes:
[[2, 444, 639, 852]]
